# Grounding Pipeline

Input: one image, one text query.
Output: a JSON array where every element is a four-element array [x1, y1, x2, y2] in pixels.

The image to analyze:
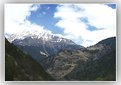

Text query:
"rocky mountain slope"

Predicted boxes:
[[6, 29, 116, 81], [7, 30, 83, 66], [5, 38, 55, 81], [47, 37, 116, 81]]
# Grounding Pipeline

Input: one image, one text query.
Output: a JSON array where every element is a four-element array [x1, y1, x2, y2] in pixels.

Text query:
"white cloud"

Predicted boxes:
[[5, 4, 51, 35], [76, 4, 116, 30], [5, 4, 116, 47], [54, 4, 116, 47], [30, 4, 40, 11]]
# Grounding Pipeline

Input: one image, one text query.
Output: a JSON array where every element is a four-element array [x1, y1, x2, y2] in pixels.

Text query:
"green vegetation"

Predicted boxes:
[[64, 48, 116, 81], [5, 39, 55, 81], [45, 37, 116, 81], [5, 37, 116, 81]]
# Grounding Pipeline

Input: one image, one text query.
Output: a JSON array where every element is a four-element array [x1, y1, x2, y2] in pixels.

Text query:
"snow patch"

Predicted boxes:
[[40, 51, 48, 57]]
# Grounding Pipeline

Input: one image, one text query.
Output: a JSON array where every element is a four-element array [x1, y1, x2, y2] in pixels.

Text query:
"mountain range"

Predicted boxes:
[[8, 30, 83, 68], [47, 37, 116, 80], [6, 30, 116, 81]]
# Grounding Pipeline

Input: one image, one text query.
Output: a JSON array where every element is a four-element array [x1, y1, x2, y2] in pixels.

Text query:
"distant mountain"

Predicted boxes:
[[47, 37, 116, 81], [7, 30, 83, 66], [5, 38, 55, 81], [6, 29, 116, 81]]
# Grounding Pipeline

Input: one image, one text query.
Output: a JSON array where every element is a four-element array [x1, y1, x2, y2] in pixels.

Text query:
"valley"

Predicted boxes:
[[6, 30, 116, 81]]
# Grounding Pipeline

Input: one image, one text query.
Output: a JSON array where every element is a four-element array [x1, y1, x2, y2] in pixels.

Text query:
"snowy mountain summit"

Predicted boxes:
[[7, 29, 75, 45], [6, 29, 83, 65], [7, 29, 52, 42]]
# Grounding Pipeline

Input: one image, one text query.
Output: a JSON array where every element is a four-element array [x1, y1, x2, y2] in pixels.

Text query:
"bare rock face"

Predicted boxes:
[[8, 30, 83, 67]]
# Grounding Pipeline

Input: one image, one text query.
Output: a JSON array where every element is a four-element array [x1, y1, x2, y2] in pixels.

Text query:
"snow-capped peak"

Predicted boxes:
[[7, 29, 76, 45], [7, 29, 52, 42]]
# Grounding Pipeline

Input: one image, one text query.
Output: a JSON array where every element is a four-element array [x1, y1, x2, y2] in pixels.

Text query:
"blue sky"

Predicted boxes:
[[5, 4, 116, 47], [27, 4, 64, 34], [27, 4, 116, 33], [106, 4, 116, 9]]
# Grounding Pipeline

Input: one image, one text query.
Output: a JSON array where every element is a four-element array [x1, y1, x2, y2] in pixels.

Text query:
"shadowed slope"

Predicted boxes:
[[5, 38, 55, 81]]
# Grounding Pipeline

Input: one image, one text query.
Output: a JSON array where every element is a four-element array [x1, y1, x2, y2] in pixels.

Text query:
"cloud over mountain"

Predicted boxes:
[[5, 4, 52, 36], [54, 4, 116, 47], [5, 4, 116, 47]]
